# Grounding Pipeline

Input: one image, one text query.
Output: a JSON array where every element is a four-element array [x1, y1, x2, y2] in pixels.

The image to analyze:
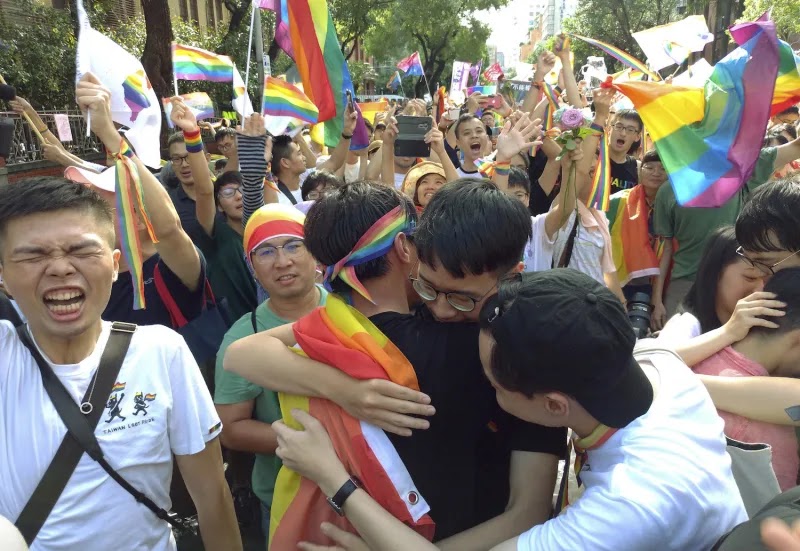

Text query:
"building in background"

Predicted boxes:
[[542, 0, 579, 38]]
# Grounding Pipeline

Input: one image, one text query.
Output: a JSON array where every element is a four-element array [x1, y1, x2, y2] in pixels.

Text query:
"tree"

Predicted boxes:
[[740, 0, 800, 42], [141, 0, 174, 98], [330, 0, 395, 58]]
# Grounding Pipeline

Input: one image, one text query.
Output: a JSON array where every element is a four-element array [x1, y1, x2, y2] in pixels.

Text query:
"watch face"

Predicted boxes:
[[326, 496, 345, 517]]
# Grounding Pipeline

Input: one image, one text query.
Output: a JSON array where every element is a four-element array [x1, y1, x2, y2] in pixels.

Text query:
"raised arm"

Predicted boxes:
[[170, 97, 216, 236], [493, 114, 543, 192], [522, 52, 555, 113], [318, 106, 358, 173], [237, 113, 277, 227], [554, 36, 582, 109], [380, 114, 398, 187], [699, 375, 800, 426], [427, 116, 459, 182], [294, 132, 318, 169], [544, 146, 584, 239], [76, 72, 201, 290]]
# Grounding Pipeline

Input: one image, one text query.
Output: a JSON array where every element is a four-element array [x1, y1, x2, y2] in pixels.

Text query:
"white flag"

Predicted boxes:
[[632, 16, 714, 71], [233, 66, 255, 118]]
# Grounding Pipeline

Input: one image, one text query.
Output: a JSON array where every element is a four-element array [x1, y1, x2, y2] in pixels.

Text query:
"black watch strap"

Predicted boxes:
[[327, 477, 361, 516]]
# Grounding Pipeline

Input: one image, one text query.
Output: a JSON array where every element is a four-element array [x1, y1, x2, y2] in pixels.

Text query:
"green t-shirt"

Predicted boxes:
[[654, 147, 777, 280], [197, 218, 257, 321], [214, 286, 328, 506]]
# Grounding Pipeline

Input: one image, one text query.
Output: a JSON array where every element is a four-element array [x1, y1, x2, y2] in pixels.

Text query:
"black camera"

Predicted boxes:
[[627, 292, 652, 339], [170, 512, 199, 544]]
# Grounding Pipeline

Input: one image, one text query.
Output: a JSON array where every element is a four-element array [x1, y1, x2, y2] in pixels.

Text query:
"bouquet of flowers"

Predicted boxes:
[[552, 107, 595, 160]]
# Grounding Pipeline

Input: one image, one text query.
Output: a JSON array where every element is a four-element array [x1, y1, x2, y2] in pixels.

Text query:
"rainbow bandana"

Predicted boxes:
[[243, 203, 306, 265], [324, 205, 416, 303], [114, 141, 157, 310]]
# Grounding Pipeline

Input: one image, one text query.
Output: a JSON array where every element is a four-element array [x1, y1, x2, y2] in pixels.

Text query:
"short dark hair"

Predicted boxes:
[[0, 177, 115, 255], [454, 113, 481, 139], [680, 226, 741, 333], [272, 135, 294, 177], [301, 170, 341, 201], [776, 106, 800, 117], [214, 127, 236, 142], [213, 171, 242, 205], [167, 131, 185, 149], [642, 149, 661, 164], [415, 179, 532, 278], [508, 167, 531, 195], [750, 267, 800, 338], [214, 158, 228, 171], [764, 123, 798, 147], [304, 181, 417, 294], [736, 178, 800, 254], [614, 109, 643, 132]]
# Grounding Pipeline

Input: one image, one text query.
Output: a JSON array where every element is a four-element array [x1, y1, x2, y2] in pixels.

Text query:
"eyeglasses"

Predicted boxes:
[[612, 123, 640, 135], [218, 142, 235, 153], [641, 164, 666, 174], [512, 191, 529, 201], [409, 272, 497, 312], [736, 246, 800, 276], [217, 185, 241, 199], [170, 155, 190, 165], [251, 239, 306, 265]]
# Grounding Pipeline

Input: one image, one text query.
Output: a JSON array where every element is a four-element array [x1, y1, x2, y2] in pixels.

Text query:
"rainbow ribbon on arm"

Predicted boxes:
[[114, 141, 158, 310], [324, 206, 416, 303], [571, 35, 661, 81]]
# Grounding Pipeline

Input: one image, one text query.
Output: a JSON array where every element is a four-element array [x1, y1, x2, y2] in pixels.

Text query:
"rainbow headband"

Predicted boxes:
[[324, 206, 416, 303]]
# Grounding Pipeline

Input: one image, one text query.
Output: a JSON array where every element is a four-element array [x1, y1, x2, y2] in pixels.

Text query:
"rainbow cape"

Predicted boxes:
[[260, 0, 356, 147], [607, 185, 662, 285], [172, 42, 233, 82], [612, 16, 781, 207], [262, 76, 319, 124], [269, 295, 435, 547]]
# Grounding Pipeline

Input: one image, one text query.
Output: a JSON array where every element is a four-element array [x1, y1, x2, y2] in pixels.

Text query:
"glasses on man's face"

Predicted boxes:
[[409, 273, 496, 312], [736, 246, 800, 276], [641, 164, 666, 175], [251, 239, 306, 265], [513, 191, 529, 201], [612, 123, 640, 135], [218, 142, 235, 153], [218, 185, 241, 199], [171, 155, 190, 165]]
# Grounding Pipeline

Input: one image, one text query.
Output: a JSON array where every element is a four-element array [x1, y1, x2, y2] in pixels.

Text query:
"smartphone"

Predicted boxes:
[[345, 90, 355, 112], [395, 115, 432, 158]]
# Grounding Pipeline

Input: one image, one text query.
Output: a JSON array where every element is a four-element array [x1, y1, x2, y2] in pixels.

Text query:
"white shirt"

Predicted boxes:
[[523, 214, 557, 273], [552, 207, 614, 285], [277, 169, 312, 205], [393, 171, 407, 191], [456, 166, 480, 179], [0, 321, 221, 551], [344, 160, 361, 183], [658, 312, 702, 345], [517, 346, 747, 551]]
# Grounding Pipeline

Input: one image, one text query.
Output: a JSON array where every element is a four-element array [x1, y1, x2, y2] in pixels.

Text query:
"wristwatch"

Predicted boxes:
[[327, 476, 362, 516]]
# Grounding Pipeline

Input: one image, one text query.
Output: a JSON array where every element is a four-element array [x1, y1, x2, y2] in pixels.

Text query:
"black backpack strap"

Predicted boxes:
[[277, 180, 298, 205], [251, 308, 258, 333], [14, 322, 136, 545], [552, 208, 581, 269]]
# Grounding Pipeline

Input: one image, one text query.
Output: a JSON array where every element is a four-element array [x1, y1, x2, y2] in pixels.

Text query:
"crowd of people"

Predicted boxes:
[[2, 37, 800, 551]]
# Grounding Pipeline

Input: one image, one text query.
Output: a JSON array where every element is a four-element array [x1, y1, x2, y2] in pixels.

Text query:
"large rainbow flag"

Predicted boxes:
[[771, 38, 800, 115], [172, 43, 234, 82], [262, 76, 319, 124], [269, 295, 435, 547], [607, 185, 662, 285], [612, 16, 781, 207], [260, 0, 356, 147]]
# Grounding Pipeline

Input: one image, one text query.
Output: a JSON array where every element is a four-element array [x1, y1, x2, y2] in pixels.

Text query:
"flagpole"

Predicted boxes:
[[243, 1, 257, 117]]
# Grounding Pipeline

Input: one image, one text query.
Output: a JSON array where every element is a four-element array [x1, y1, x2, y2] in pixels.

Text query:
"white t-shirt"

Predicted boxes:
[[344, 159, 361, 183], [393, 171, 407, 191], [516, 346, 747, 551], [552, 207, 614, 285], [0, 321, 221, 551], [456, 166, 480, 179], [658, 312, 702, 345], [277, 169, 312, 206], [523, 214, 557, 273]]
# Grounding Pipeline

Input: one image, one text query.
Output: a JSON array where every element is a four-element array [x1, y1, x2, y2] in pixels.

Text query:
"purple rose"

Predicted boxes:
[[559, 109, 585, 130]]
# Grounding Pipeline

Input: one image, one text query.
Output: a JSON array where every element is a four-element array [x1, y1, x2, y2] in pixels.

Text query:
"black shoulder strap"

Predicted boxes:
[[251, 308, 259, 333], [277, 180, 299, 205], [14, 322, 136, 545], [553, 209, 581, 269]]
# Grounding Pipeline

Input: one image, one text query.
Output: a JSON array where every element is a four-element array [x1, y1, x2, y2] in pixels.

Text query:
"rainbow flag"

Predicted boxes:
[[612, 16, 780, 207], [571, 34, 661, 80], [358, 100, 389, 125], [172, 42, 234, 82], [162, 92, 215, 128], [772, 38, 800, 116], [262, 76, 319, 124], [260, 0, 355, 147], [269, 295, 435, 547], [111, 382, 126, 392], [607, 185, 662, 285], [588, 134, 611, 211]]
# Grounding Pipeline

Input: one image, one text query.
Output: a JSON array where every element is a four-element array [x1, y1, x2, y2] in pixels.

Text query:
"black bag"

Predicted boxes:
[[153, 264, 232, 365]]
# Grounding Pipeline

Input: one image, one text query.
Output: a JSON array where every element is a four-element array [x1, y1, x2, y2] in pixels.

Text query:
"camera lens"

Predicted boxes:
[[627, 292, 651, 339]]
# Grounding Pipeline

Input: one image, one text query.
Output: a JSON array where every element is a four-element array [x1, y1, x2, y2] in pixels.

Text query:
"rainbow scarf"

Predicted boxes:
[[262, 76, 319, 124], [324, 206, 416, 303], [269, 295, 435, 547], [114, 143, 157, 310], [171, 42, 233, 82], [571, 35, 660, 80], [607, 185, 661, 285], [612, 16, 781, 207]]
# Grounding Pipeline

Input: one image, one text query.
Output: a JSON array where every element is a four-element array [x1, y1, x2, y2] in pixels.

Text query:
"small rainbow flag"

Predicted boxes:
[[144, 393, 157, 401], [162, 92, 215, 128], [111, 382, 126, 392], [172, 42, 234, 82], [571, 34, 661, 80], [588, 134, 611, 211], [262, 76, 319, 124]]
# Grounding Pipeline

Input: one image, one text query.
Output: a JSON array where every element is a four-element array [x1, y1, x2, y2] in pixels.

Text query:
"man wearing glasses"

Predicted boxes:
[[165, 131, 210, 244], [735, 179, 800, 278], [607, 109, 643, 194]]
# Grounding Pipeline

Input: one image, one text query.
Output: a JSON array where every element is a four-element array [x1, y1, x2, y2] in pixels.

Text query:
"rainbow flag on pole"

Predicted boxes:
[[262, 76, 319, 124], [260, 0, 356, 147], [571, 34, 661, 80], [172, 42, 234, 82], [162, 92, 215, 128], [612, 15, 780, 207], [771, 39, 800, 115]]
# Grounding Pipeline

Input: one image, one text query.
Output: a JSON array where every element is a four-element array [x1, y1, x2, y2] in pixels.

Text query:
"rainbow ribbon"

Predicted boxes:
[[114, 142, 157, 310], [571, 34, 661, 81], [476, 156, 498, 179], [589, 133, 611, 211], [324, 206, 416, 303]]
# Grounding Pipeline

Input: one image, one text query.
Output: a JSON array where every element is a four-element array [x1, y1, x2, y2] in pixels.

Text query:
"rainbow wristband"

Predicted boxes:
[[494, 161, 511, 176], [590, 122, 605, 134], [184, 128, 203, 153], [113, 140, 134, 159]]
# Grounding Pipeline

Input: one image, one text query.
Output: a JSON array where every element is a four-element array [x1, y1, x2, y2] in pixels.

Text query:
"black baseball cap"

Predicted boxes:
[[480, 269, 653, 428]]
